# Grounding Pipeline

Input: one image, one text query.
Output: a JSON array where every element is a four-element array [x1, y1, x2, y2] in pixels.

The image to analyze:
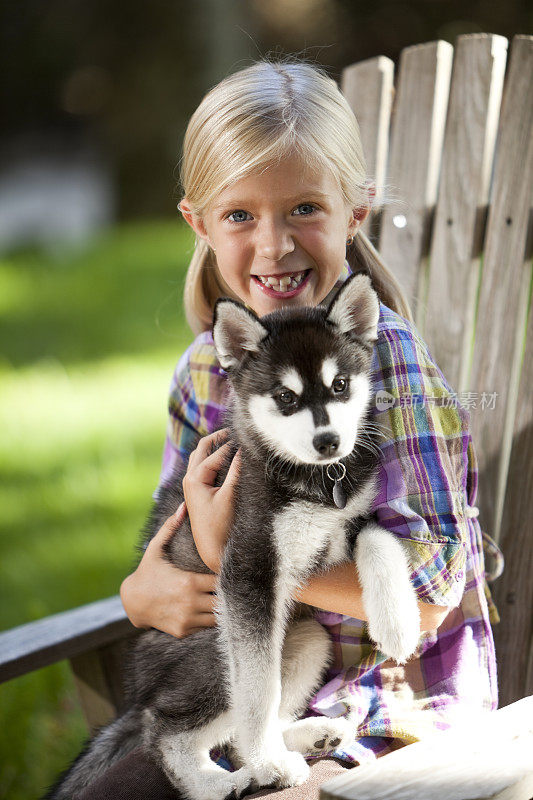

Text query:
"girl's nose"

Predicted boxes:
[[255, 219, 295, 261]]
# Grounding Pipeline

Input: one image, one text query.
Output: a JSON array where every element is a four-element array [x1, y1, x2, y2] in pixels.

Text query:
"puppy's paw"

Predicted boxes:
[[186, 767, 252, 800], [227, 766, 254, 799], [251, 750, 309, 790], [283, 716, 352, 756], [355, 523, 421, 663]]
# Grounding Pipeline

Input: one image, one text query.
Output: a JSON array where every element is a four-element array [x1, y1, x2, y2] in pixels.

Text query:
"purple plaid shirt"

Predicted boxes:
[[156, 276, 502, 764]]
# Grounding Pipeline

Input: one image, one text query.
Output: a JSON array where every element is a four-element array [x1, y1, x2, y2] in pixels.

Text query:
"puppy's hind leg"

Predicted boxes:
[[279, 618, 353, 757], [279, 618, 332, 723]]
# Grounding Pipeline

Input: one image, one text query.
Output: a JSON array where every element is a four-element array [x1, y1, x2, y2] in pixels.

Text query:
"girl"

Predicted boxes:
[[79, 60, 499, 799]]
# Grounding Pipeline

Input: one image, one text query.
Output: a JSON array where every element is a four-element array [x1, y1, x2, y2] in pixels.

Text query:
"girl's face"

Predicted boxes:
[[182, 159, 369, 317]]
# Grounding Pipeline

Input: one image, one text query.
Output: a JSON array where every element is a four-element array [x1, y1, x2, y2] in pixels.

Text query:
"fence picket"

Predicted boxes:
[[341, 55, 394, 242], [423, 34, 508, 390], [378, 40, 453, 320], [468, 35, 533, 543]]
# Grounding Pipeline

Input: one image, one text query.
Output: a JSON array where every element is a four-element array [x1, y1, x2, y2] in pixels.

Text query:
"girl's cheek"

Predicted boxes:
[[231, 239, 253, 261], [302, 220, 332, 240]]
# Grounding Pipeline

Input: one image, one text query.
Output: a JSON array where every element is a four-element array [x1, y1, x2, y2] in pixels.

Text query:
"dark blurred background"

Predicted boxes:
[[1, 0, 531, 249], [0, 3, 531, 799]]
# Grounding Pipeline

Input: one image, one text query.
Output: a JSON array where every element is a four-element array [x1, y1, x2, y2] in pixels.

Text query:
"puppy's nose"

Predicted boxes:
[[313, 432, 340, 457]]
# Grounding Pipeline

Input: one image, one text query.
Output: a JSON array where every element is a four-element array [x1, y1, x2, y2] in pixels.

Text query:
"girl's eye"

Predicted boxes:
[[293, 204, 316, 216], [277, 389, 297, 406], [332, 377, 347, 393], [228, 210, 251, 223]]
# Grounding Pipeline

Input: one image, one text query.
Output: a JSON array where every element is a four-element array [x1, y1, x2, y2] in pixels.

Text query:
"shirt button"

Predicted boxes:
[[455, 570, 464, 581]]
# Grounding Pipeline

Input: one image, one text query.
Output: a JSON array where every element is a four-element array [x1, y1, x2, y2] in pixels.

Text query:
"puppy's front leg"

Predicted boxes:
[[218, 536, 309, 791], [354, 523, 420, 663]]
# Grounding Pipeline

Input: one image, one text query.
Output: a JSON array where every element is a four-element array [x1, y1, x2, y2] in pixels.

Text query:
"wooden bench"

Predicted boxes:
[[1, 28, 532, 777], [320, 696, 533, 800]]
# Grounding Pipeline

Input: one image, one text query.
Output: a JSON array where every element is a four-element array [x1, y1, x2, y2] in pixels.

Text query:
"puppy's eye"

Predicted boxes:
[[278, 389, 297, 405], [332, 377, 348, 393]]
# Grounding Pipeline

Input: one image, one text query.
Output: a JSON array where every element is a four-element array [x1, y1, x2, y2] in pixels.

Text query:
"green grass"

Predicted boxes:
[[0, 220, 196, 799]]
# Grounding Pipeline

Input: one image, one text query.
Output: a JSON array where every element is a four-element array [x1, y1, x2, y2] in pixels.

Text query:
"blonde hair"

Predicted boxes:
[[180, 60, 413, 334]]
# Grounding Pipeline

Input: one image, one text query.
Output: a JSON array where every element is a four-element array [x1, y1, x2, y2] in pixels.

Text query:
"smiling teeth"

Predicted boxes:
[[257, 271, 307, 292]]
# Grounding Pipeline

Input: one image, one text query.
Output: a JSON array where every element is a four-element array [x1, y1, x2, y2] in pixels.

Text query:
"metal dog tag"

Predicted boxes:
[[327, 463, 347, 509], [332, 479, 347, 509]]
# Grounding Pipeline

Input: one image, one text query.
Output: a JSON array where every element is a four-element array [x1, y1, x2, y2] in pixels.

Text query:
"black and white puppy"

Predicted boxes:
[[46, 274, 419, 800]]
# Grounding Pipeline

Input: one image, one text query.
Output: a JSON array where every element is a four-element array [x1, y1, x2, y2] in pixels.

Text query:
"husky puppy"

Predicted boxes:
[[46, 274, 420, 800]]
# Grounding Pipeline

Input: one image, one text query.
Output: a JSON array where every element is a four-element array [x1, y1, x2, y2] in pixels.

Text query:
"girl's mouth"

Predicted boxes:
[[251, 269, 311, 298]]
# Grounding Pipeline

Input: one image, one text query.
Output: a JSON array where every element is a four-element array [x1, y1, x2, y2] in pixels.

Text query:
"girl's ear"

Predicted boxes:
[[366, 181, 376, 208], [213, 299, 268, 371], [178, 198, 210, 243], [348, 183, 374, 234]]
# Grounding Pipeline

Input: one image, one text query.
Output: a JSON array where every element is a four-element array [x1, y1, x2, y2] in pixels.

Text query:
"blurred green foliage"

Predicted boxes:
[[0, 220, 195, 799]]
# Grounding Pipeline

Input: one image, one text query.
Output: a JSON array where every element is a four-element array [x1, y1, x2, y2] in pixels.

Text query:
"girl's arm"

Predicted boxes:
[[120, 432, 240, 638], [294, 563, 449, 633], [120, 503, 218, 638]]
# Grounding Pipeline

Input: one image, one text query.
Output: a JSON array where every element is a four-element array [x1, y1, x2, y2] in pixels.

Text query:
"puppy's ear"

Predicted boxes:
[[213, 299, 268, 370], [326, 273, 379, 346]]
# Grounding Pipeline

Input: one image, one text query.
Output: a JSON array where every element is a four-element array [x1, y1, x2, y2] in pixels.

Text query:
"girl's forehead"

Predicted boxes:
[[211, 161, 344, 209]]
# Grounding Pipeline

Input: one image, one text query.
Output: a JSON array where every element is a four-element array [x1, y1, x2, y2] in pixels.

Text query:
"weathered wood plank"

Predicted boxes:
[[469, 35, 533, 543], [341, 55, 394, 225], [491, 287, 533, 707], [320, 697, 533, 800], [0, 595, 134, 683], [71, 637, 135, 731], [423, 34, 508, 390], [378, 40, 453, 320]]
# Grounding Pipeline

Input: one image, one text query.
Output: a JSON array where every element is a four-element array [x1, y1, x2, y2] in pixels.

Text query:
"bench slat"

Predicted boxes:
[[378, 40, 453, 317], [469, 34, 533, 543], [0, 595, 133, 683], [492, 293, 533, 706], [424, 34, 508, 390], [341, 55, 394, 213], [320, 697, 533, 800]]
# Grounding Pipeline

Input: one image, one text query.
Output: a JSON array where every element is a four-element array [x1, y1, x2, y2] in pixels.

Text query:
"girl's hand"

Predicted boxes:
[[182, 429, 241, 574], [120, 503, 217, 638]]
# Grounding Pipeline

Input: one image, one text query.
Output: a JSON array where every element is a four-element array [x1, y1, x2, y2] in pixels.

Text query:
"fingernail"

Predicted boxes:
[[175, 502, 185, 516]]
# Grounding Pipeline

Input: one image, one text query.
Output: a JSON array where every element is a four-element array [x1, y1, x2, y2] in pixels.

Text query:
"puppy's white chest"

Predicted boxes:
[[272, 502, 347, 578], [271, 478, 377, 579]]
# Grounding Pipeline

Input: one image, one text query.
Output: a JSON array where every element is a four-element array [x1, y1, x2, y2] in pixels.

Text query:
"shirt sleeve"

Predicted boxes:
[[155, 333, 229, 496], [369, 316, 470, 607]]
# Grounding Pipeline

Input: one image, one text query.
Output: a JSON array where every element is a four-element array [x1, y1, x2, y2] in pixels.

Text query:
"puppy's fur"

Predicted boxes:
[[46, 274, 420, 800]]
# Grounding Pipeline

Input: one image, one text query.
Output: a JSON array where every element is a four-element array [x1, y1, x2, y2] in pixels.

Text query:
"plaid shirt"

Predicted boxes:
[[157, 271, 502, 764]]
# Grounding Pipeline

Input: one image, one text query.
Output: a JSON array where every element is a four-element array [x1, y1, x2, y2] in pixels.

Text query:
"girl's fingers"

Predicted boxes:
[[205, 427, 230, 445], [219, 448, 241, 495], [190, 612, 217, 629], [193, 573, 218, 593], [187, 428, 229, 469], [148, 503, 187, 551], [195, 442, 233, 485], [186, 624, 215, 636], [195, 592, 218, 613], [197, 428, 231, 457]]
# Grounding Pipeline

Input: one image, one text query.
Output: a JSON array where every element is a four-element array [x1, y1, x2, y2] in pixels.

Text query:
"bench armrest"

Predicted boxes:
[[0, 595, 134, 684]]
